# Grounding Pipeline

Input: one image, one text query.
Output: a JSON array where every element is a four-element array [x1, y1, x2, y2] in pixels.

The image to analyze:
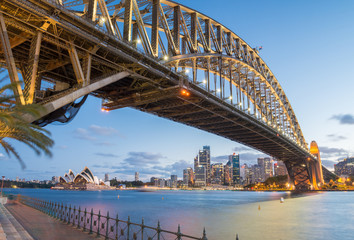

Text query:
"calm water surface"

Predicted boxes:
[[4, 188, 354, 240]]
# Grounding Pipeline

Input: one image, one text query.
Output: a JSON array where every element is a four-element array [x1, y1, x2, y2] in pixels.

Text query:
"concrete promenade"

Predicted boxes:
[[0, 199, 103, 240]]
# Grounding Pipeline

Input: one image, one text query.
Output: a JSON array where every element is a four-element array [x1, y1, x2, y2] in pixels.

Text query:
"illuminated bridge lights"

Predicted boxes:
[[180, 89, 190, 97]]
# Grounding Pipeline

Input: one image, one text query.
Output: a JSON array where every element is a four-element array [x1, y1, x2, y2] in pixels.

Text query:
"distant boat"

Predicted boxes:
[[280, 197, 284, 203]]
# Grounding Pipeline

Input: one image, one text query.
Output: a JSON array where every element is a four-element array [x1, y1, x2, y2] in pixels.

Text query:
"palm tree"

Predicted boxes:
[[0, 69, 54, 168]]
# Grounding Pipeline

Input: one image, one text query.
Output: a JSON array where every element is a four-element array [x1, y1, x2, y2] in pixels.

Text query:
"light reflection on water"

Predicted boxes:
[[4, 189, 354, 239]]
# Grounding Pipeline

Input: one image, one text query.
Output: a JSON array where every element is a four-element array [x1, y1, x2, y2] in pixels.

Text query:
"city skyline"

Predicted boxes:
[[1, 0, 354, 181]]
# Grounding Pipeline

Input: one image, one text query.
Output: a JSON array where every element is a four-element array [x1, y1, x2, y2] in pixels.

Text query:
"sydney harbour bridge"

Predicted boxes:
[[0, 0, 334, 190]]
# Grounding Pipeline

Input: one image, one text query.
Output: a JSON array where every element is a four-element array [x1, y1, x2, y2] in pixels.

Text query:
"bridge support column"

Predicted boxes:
[[285, 160, 312, 190]]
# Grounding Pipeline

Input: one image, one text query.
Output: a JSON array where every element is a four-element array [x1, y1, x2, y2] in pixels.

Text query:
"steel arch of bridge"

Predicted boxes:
[[0, 0, 329, 189]]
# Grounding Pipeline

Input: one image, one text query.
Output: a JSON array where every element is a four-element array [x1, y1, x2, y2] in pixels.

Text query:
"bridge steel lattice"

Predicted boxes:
[[0, 0, 330, 189]]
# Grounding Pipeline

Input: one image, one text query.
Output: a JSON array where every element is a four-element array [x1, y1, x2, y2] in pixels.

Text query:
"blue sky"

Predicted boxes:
[[1, 0, 354, 181]]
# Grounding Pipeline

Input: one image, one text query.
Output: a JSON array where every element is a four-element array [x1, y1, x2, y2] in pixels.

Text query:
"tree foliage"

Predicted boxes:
[[0, 69, 54, 168]]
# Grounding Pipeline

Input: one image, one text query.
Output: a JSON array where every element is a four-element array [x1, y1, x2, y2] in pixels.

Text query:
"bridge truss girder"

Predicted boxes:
[[0, 0, 327, 189]]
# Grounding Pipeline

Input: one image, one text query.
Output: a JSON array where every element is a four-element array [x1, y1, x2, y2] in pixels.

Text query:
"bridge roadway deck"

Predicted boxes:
[[3, 201, 103, 240]]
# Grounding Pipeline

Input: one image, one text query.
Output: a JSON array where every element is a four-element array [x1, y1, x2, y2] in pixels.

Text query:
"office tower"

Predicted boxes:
[[230, 154, 240, 185], [211, 163, 224, 185], [194, 165, 206, 187], [104, 173, 109, 182], [183, 168, 194, 186], [198, 146, 211, 184], [135, 172, 139, 182], [224, 160, 233, 185], [171, 175, 177, 188], [274, 161, 288, 176]]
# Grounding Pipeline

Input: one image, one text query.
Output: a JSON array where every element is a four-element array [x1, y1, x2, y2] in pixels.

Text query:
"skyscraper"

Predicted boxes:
[[104, 173, 109, 182], [224, 160, 233, 185], [258, 157, 273, 181], [171, 175, 177, 188], [274, 161, 288, 176], [198, 146, 211, 184], [230, 154, 240, 185], [194, 165, 206, 187], [211, 163, 224, 185], [135, 172, 139, 182], [183, 168, 194, 186]]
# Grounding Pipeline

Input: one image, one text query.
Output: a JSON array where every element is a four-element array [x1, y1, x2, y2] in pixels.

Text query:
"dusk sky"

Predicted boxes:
[[1, 0, 354, 181]]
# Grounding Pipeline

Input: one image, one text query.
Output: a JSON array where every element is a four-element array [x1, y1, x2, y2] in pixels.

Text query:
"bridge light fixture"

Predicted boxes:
[[247, 107, 250, 112], [202, 79, 207, 84], [163, 55, 169, 61], [101, 107, 109, 112], [137, 39, 142, 44], [239, 102, 242, 106], [229, 96, 232, 100], [216, 88, 221, 92], [180, 88, 190, 96], [185, 69, 190, 73]]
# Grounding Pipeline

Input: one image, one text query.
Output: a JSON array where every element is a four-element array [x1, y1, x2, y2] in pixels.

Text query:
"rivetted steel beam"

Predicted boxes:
[[23, 71, 130, 123], [68, 44, 85, 86], [123, 0, 133, 42], [23, 31, 43, 104], [0, 13, 25, 105], [86, 0, 98, 22], [151, 0, 160, 57], [173, 6, 180, 53]]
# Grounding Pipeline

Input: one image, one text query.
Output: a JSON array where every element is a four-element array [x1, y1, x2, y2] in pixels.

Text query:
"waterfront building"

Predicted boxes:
[[55, 167, 110, 190], [150, 177, 158, 183], [183, 168, 194, 187], [257, 157, 273, 181], [16, 177, 19, 182], [211, 163, 224, 185], [334, 157, 354, 175], [104, 173, 109, 182], [135, 172, 139, 182], [198, 146, 211, 184], [224, 160, 233, 185], [274, 161, 288, 176], [171, 175, 177, 188], [230, 154, 240, 185], [194, 165, 206, 187]]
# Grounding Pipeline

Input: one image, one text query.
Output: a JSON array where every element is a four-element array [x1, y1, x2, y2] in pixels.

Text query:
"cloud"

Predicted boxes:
[[89, 125, 119, 136], [233, 146, 253, 152], [326, 134, 347, 141], [331, 114, 354, 125], [57, 145, 68, 149], [73, 125, 121, 142], [95, 153, 119, 158], [73, 128, 96, 141], [0, 153, 4, 158], [123, 152, 165, 166], [321, 160, 336, 169], [212, 155, 229, 163]]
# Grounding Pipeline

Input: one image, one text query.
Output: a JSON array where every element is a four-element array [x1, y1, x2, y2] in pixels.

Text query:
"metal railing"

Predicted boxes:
[[16, 194, 209, 240]]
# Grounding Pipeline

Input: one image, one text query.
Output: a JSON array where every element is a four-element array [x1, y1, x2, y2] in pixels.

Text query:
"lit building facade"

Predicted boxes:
[[274, 161, 288, 176], [224, 161, 233, 185], [198, 146, 211, 184], [335, 157, 354, 176], [135, 172, 139, 182], [230, 154, 240, 185], [194, 165, 206, 187], [211, 163, 224, 185]]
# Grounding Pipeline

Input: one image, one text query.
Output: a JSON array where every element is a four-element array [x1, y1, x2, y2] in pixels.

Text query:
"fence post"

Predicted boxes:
[[68, 204, 72, 224], [83, 208, 87, 231], [177, 224, 182, 240], [78, 206, 81, 229], [105, 211, 109, 240], [115, 214, 118, 240], [141, 218, 144, 240], [97, 210, 101, 237], [202, 228, 208, 240], [157, 220, 161, 240], [127, 216, 131, 239], [89, 208, 93, 234], [72, 206, 76, 226]]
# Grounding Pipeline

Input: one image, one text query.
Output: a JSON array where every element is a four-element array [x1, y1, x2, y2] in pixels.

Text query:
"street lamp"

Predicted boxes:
[[1, 176, 4, 197]]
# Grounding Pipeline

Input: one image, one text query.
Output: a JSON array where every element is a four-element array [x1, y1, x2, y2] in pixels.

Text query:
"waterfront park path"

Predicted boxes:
[[0, 198, 103, 240]]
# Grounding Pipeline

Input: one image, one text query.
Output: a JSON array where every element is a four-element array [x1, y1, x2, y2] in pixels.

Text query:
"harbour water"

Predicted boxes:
[[4, 189, 354, 239]]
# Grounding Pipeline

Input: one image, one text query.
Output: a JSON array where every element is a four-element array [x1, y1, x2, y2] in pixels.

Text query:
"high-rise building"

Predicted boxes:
[[171, 175, 177, 188], [198, 146, 211, 184], [224, 160, 233, 185], [16, 176, 19, 182], [183, 167, 194, 187], [104, 173, 109, 182], [230, 154, 240, 185], [211, 163, 224, 185], [257, 157, 273, 181], [135, 172, 139, 182], [274, 161, 288, 176], [194, 165, 206, 187], [150, 177, 158, 183]]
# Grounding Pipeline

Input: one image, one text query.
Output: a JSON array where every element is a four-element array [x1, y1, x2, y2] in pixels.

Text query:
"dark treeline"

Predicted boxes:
[[110, 179, 152, 187], [1, 180, 54, 189]]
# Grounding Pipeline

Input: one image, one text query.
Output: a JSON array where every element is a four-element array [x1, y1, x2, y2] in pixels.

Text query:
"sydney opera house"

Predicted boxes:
[[53, 167, 111, 190]]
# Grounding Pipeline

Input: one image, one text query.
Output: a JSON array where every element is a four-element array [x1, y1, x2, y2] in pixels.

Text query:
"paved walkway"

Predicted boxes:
[[3, 201, 103, 240], [0, 201, 33, 240]]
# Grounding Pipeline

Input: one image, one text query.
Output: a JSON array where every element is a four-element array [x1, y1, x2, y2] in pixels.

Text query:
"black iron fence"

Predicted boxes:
[[15, 194, 209, 240]]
